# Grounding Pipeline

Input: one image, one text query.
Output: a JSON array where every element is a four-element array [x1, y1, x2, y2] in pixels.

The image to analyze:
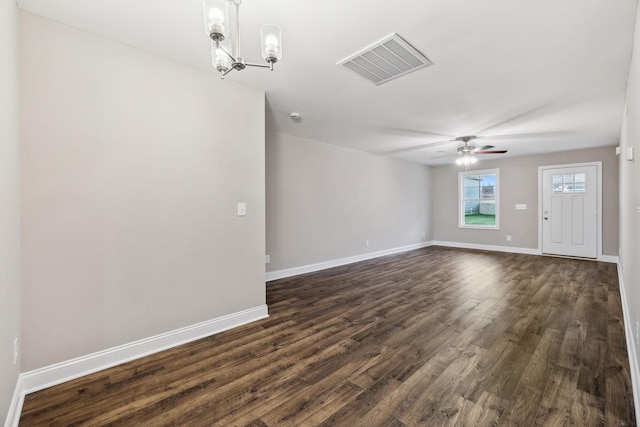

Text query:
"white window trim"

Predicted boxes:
[[458, 168, 500, 230]]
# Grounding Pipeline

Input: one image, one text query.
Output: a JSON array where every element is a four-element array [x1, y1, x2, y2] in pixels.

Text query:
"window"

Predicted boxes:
[[459, 169, 499, 229], [552, 172, 586, 193]]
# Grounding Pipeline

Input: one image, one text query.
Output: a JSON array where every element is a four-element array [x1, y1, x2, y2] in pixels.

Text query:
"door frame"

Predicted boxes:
[[537, 161, 602, 260]]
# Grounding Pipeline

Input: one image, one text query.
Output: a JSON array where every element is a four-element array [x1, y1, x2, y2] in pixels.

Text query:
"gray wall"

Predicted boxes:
[[20, 13, 266, 371], [266, 132, 432, 272], [619, 0, 640, 394], [0, 0, 21, 421], [432, 146, 619, 256]]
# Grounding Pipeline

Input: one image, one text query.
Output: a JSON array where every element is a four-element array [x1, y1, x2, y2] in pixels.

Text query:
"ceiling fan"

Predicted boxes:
[[380, 127, 576, 157], [435, 135, 508, 170]]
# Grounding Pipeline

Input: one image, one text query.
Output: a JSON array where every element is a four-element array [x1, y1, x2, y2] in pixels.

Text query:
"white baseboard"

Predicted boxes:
[[616, 263, 640, 424], [599, 255, 620, 264], [4, 305, 268, 427], [432, 240, 540, 256], [3, 377, 24, 427], [432, 241, 619, 264], [266, 241, 434, 282], [266, 241, 619, 283]]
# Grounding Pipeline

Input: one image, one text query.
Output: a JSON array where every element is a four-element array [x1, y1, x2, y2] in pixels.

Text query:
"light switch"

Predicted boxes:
[[515, 204, 527, 210], [237, 202, 247, 216], [628, 146, 635, 161]]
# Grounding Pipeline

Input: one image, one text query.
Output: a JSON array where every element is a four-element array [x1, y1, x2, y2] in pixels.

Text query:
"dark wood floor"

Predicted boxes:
[[20, 247, 636, 426]]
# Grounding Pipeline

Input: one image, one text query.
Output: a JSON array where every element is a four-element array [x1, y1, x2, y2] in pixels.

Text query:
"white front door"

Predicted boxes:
[[541, 165, 598, 258]]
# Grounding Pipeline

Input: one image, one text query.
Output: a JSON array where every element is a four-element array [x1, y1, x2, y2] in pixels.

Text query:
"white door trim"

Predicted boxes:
[[537, 161, 603, 260]]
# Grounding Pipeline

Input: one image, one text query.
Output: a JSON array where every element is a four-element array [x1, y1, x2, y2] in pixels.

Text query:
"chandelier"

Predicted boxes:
[[203, 0, 282, 79]]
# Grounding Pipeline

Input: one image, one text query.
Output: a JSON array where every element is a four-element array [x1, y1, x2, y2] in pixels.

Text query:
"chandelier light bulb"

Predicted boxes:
[[261, 24, 282, 63], [265, 35, 279, 51], [212, 40, 231, 73], [203, 0, 230, 40], [209, 9, 226, 33]]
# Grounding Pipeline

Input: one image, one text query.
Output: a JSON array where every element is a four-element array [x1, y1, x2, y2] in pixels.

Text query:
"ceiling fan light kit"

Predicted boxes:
[[451, 135, 507, 170], [203, 0, 282, 79], [456, 153, 478, 170]]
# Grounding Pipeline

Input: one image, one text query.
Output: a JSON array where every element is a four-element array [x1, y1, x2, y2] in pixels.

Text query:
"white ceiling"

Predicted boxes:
[[17, 0, 638, 165]]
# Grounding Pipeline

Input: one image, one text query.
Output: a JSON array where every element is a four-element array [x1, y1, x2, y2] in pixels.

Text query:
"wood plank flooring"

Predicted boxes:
[[19, 247, 636, 426]]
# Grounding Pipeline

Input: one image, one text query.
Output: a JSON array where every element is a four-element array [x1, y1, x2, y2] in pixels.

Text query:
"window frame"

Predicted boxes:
[[458, 168, 500, 230]]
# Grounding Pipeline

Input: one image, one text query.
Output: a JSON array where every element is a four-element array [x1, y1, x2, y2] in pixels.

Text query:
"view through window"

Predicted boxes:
[[459, 169, 499, 228]]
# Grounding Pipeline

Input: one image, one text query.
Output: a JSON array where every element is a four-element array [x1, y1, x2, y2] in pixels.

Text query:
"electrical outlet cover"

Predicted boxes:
[[237, 202, 247, 216]]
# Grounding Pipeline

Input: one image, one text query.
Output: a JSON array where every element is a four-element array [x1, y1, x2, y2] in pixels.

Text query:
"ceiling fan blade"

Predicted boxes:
[[475, 145, 495, 151], [476, 150, 508, 154]]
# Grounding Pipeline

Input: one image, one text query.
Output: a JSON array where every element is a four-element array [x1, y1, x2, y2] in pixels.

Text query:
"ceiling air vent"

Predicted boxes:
[[337, 33, 432, 85]]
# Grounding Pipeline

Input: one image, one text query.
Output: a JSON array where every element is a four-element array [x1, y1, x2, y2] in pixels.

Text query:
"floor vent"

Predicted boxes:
[[337, 33, 432, 85]]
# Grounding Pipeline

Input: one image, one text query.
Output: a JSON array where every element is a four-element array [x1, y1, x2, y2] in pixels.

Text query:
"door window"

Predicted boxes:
[[552, 173, 586, 193]]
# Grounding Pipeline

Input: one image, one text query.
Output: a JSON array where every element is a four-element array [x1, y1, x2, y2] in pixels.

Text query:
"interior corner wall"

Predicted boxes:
[[266, 131, 432, 272], [0, 0, 21, 421], [19, 12, 266, 371], [431, 146, 619, 255], [619, 0, 640, 406]]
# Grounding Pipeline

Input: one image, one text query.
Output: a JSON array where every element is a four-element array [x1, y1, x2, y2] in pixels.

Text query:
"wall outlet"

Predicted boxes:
[[265, 254, 270, 264], [13, 338, 18, 365], [506, 235, 512, 242], [237, 202, 247, 217], [422, 231, 426, 238], [365, 240, 369, 247]]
